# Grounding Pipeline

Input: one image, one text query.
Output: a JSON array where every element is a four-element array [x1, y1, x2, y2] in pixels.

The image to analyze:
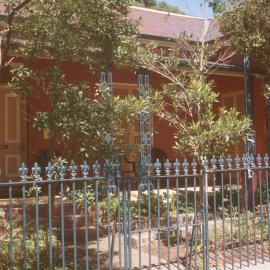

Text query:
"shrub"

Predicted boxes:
[[0, 211, 58, 270]]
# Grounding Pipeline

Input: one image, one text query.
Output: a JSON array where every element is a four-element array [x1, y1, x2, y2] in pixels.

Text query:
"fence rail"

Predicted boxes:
[[0, 154, 270, 270]]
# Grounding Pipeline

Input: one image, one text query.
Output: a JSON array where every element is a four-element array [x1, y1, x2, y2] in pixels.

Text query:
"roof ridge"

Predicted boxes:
[[130, 5, 211, 20]]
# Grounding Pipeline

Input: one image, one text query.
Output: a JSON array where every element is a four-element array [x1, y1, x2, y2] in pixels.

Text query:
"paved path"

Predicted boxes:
[[237, 262, 270, 270], [214, 261, 270, 270]]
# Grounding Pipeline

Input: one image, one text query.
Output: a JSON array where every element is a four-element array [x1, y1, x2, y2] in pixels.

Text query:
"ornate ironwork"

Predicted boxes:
[[138, 69, 152, 167], [100, 67, 113, 95], [100, 67, 114, 163], [244, 56, 256, 154], [135, 69, 153, 189], [3, 156, 270, 269]]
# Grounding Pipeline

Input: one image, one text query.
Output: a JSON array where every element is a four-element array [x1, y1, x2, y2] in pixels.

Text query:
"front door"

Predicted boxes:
[[0, 85, 26, 181]]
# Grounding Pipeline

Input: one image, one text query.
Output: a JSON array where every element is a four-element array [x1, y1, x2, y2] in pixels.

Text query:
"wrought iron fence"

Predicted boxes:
[[0, 154, 270, 270]]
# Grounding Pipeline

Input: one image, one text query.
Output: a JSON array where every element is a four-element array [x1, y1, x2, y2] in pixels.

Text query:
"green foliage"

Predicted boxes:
[[175, 102, 251, 156], [10, 66, 34, 96], [134, 0, 157, 7], [212, 0, 270, 96], [213, 0, 270, 57], [131, 33, 252, 159], [132, 0, 184, 14], [264, 84, 270, 100], [136, 191, 167, 216], [11, 66, 148, 160], [155, 1, 184, 14], [8, 0, 138, 67], [0, 218, 58, 270], [208, 0, 226, 13], [100, 193, 119, 221], [152, 1, 183, 14], [26, 185, 42, 197], [169, 191, 200, 213], [64, 185, 96, 209], [49, 155, 68, 179], [6, 0, 148, 160], [208, 184, 239, 211]]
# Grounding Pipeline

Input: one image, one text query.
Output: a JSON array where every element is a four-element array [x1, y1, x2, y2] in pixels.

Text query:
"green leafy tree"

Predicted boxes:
[[209, 0, 225, 13], [4, 0, 146, 161], [154, 1, 183, 14], [210, 0, 270, 97], [133, 0, 157, 7], [11, 67, 147, 160], [5, 4, 148, 258], [130, 32, 252, 161], [265, 85, 270, 100], [133, 0, 184, 14], [2, 4, 150, 264], [126, 24, 252, 241], [127, 25, 252, 235], [0, 0, 31, 80]]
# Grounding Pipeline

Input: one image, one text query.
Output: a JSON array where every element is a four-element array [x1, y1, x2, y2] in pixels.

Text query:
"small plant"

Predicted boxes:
[[0, 214, 58, 270], [64, 185, 96, 210]]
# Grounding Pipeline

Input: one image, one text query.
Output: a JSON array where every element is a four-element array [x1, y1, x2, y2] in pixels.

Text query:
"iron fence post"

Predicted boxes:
[[137, 68, 152, 187], [202, 157, 209, 270], [8, 179, 13, 270], [3, 155, 270, 269]]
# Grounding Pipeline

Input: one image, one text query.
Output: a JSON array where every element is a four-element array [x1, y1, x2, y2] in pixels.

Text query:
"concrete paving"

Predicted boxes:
[[88, 231, 270, 270], [211, 261, 270, 270], [233, 262, 270, 270]]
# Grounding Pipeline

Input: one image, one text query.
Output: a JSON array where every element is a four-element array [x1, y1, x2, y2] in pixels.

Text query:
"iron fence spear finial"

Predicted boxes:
[[164, 159, 171, 176], [19, 163, 28, 181], [174, 159, 180, 176], [154, 158, 161, 176], [46, 162, 54, 180], [32, 162, 41, 181], [93, 160, 100, 177], [69, 160, 78, 179], [80, 161, 89, 178]]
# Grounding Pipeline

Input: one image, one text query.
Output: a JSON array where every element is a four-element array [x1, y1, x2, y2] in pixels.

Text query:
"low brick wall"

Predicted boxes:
[[0, 195, 105, 243]]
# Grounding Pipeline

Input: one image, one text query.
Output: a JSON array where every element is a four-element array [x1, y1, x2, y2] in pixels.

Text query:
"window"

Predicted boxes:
[[220, 91, 246, 156], [113, 83, 140, 173]]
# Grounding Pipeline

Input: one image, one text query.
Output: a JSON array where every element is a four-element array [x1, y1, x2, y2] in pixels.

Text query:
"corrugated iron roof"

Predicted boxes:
[[129, 6, 221, 41], [0, 4, 221, 41]]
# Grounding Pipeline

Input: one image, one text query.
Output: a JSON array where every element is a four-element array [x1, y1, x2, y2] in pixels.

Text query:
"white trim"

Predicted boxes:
[[210, 70, 265, 78], [4, 154, 20, 177], [113, 82, 137, 87], [5, 93, 20, 143], [220, 89, 244, 98]]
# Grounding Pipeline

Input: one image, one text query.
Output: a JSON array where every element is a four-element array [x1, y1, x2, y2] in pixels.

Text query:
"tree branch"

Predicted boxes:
[[1, 0, 31, 70]]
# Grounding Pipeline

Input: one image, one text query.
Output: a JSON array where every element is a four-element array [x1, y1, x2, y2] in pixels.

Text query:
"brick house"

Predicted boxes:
[[0, 6, 268, 181]]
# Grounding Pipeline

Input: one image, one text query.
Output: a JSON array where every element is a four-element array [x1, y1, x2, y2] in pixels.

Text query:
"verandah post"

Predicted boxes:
[[137, 69, 152, 174]]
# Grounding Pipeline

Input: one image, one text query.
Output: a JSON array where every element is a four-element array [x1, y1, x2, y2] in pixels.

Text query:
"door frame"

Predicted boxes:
[[0, 84, 27, 178]]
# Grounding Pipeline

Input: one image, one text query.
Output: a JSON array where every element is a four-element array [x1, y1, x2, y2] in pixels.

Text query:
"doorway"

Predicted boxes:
[[0, 85, 26, 181]]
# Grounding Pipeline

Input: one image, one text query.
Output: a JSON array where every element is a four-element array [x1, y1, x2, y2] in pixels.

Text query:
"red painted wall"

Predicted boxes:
[[152, 73, 266, 160], [25, 62, 138, 163], [253, 77, 266, 154], [25, 60, 267, 164], [26, 60, 97, 163]]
